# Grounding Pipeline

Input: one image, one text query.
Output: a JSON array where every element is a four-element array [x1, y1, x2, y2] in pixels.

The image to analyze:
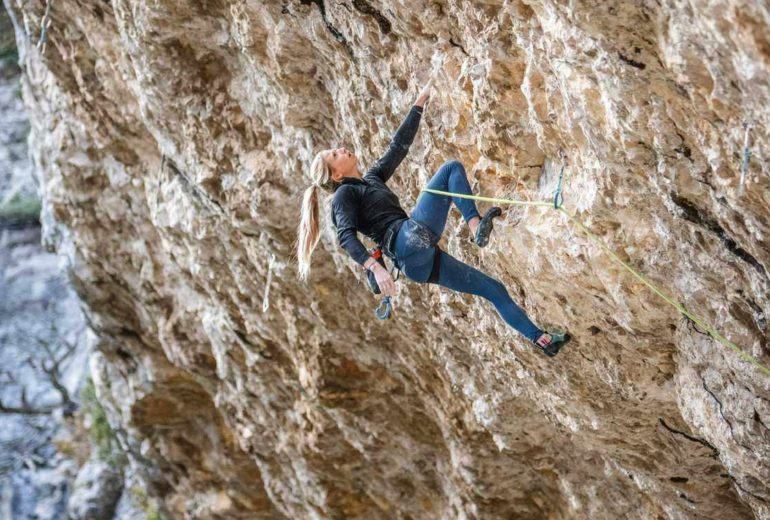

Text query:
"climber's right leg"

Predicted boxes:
[[429, 248, 544, 344]]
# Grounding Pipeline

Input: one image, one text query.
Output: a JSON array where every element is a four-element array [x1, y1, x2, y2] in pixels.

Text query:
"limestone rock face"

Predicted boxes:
[[4, 0, 770, 518], [66, 455, 124, 520]]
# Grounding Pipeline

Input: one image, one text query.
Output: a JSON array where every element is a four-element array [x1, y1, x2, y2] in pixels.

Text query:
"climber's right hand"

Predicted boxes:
[[371, 262, 397, 297], [415, 76, 433, 106]]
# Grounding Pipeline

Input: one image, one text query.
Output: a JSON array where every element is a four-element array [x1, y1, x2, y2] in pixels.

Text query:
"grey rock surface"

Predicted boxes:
[[66, 455, 124, 520]]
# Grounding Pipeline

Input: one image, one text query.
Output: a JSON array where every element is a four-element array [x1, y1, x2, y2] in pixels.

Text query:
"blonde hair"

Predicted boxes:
[[296, 150, 340, 282]]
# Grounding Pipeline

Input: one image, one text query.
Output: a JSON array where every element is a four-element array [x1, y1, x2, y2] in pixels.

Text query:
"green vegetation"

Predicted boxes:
[[146, 508, 165, 520], [80, 379, 165, 519], [79, 377, 128, 468], [130, 484, 167, 520], [0, 192, 41, 225]]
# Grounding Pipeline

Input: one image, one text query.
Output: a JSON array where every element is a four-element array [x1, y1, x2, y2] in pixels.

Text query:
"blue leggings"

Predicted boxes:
[[394, 160, 544, 343]]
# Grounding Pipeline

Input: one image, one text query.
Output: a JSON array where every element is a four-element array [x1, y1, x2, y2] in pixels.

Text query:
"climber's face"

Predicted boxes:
[[323, 146, 358, 182]]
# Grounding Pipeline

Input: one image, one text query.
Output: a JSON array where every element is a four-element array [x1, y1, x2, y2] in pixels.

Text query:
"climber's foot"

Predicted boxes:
[[534, 331, 572, 357], [474, 207, 503, 247]]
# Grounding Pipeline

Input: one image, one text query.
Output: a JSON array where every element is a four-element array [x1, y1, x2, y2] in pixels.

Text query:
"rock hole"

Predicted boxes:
[[351, 0, 392, 34], [448, 38, 469, 56], [618, 51, 646, 70]]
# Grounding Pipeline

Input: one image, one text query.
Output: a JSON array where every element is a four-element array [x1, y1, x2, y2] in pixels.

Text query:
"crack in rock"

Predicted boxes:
[[669, 192, 768, 280], [658, 417, 719, 457]]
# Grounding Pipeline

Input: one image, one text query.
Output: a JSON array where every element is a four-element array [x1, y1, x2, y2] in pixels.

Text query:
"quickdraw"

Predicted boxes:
[[365, 247, 393, 320], [738, 122, 751, 195], [37, 0, 54, 53]]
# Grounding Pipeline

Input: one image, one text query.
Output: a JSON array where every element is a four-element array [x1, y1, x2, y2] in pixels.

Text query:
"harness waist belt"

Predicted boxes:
[[381, 218, 406, 261]]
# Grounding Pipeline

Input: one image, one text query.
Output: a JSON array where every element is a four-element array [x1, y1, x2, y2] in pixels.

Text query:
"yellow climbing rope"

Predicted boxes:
[[423, 187, 770, 378]]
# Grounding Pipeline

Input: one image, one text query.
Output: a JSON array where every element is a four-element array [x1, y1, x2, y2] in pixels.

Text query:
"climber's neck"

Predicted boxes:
[[335, 167, 361, 182]]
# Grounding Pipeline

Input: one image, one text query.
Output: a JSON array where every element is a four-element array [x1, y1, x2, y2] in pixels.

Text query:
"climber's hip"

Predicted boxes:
[[390, 218, 441, 283]]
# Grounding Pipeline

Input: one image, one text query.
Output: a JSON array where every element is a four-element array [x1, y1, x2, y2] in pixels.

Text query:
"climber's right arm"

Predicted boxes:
[[364, 104, 423, 183]]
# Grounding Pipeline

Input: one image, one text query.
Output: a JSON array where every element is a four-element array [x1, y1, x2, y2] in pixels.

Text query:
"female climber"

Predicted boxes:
[[294, 77, 571, 357]]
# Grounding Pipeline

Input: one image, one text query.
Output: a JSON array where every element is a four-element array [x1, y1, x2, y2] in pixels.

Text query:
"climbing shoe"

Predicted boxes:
[[534, 330, 572, 357], [474, 206, 503, 247]]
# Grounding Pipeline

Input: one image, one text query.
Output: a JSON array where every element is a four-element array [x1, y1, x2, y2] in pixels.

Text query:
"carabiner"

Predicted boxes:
[[374, 296, 392, 320]]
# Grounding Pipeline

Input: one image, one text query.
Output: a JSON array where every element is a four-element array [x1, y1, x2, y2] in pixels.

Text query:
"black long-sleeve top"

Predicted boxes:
[[330, 105, 423, 266]]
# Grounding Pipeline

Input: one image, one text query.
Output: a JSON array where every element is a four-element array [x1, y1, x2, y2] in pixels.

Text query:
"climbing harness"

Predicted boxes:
[[365, 217, 445, 319], [738, 122, 751, 196], [426, 245, 443, 284], [422, 162, 770, 379]]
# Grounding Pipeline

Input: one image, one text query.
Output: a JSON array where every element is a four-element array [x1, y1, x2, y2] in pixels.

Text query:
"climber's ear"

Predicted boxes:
[[322, 150, 338, 180]]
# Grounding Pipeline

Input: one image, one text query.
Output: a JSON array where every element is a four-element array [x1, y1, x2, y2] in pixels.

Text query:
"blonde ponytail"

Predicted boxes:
[[296, 151, 339, 282]]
